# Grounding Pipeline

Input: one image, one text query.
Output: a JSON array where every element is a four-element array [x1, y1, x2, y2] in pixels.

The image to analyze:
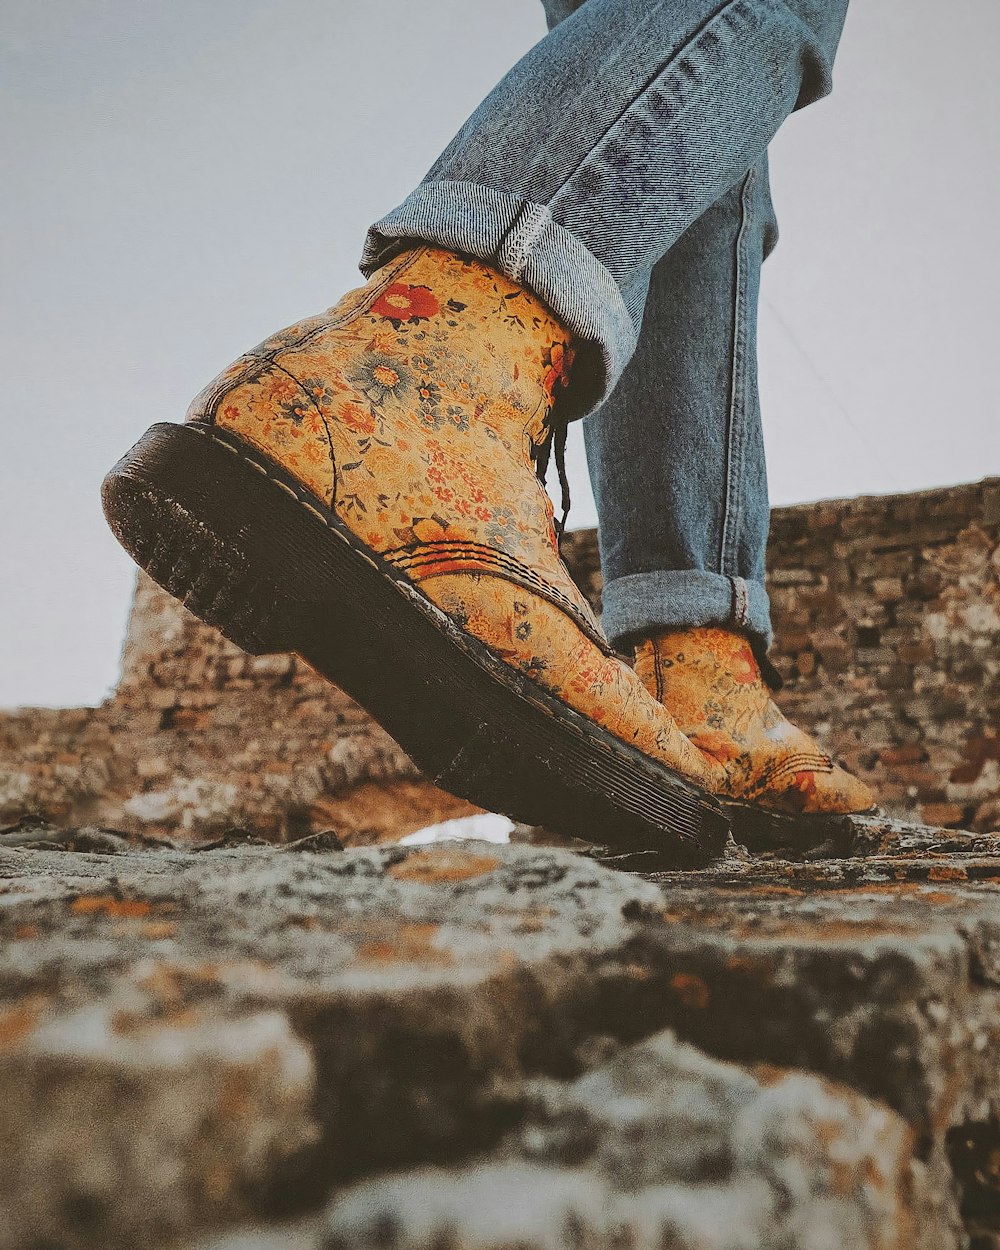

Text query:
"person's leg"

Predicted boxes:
[[536, 3, 777, 673], [584, 152, 777, 675], [530, 1, 873, 820]]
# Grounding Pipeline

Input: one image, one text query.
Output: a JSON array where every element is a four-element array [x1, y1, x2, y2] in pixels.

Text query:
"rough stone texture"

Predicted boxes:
[[0, 838, 664, 1248], [322, 1032, 930, 1250], [1, 1007, 315, 1250], [2, 479, 997, 841], [4, 834, 1000, 1249]]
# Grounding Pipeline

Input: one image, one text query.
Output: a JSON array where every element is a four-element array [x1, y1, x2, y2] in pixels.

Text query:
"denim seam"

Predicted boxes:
[[499, 203, 553, 282], [545, 0, 773, 223], [730, 575, 750, 628], [598, 568, 773, 653], [718, 165, 755, 575]]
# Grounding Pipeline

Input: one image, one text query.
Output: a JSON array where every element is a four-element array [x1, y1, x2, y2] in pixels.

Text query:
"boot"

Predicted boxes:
[[635, 626, 876, 821], [103, 247, 729, 861]]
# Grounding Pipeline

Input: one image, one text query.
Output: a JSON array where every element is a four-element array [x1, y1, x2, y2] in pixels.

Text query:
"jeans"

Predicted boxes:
[[360, 0, 850, 683]]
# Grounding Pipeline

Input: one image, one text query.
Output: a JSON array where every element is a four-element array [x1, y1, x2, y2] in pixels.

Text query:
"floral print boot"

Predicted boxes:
[[103, 247, 730, 862], [635, 626, 878, 835]]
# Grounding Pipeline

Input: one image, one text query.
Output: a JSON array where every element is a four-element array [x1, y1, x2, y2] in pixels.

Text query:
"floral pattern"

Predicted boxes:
[[371, 282, 441, 325], [634, 627, 876, 814], [184, 246, 734, 787], [347, 354, 414, 406]]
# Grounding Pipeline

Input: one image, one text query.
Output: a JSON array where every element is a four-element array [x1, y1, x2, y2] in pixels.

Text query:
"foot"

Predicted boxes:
[[103, 247, 729, 859], [634, 626, 877, 815]]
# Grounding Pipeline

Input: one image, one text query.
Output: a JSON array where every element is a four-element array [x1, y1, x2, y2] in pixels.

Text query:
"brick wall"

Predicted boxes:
[[764, 479, 1000, 830], [2, 477, 998, 839]]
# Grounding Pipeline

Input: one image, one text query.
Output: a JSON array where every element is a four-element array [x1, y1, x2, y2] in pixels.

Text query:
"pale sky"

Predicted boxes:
[[2, 0, 998, 708]]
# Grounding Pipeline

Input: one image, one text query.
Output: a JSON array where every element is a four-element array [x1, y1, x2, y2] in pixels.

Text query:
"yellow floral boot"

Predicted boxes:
[[635, 626, 877, 835], [103, 247, 729, 862]]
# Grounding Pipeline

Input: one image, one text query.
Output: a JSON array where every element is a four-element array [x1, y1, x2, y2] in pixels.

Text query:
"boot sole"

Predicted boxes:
[[721, 795, 882, 852], [101, 422, 730, 865]]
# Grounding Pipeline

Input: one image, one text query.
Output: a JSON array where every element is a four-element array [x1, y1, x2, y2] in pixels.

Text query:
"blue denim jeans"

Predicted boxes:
[[360, 0, 850, 684]]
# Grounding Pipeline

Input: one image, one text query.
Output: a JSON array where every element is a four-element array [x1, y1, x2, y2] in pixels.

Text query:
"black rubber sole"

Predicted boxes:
[[101, 422, 730, 865], [720, 796, 882, 853]]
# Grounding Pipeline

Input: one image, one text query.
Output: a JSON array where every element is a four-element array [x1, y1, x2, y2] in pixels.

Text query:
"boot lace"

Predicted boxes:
[[531, 412, 571, 548]]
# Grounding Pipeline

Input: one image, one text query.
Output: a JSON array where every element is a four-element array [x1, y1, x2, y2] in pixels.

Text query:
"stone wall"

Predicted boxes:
[[1, 477, 998, 840], [765, 477, 1000, 831]]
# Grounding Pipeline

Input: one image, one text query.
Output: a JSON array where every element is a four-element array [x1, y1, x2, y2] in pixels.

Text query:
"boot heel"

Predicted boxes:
[[101, 423, 297, 655]]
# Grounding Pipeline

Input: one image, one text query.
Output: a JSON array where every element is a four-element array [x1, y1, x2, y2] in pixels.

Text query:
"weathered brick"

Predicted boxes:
[[880, 745, 928, 766], [871, 577, 905, 602], [919, 802, 966, 827]]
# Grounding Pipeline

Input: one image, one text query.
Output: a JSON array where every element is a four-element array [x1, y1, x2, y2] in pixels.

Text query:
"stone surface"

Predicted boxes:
[[0, 839, 664, 1248], [4, 834, 1000, 1249], [2, 478, 998, 841], [1, 1007, 314, 1250], [322, 1030, 930, 1250]]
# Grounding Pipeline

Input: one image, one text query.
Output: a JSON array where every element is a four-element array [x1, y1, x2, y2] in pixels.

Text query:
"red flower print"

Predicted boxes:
[[372, 283, 440, 323], [267, 374, 300, 403], [788, 771, 819, 809]]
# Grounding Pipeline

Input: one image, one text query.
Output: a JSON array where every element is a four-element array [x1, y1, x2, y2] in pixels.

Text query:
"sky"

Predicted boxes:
[[1, 0, 998, 709]]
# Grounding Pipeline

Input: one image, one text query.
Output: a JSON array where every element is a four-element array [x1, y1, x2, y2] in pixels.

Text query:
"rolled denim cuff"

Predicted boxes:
[[600, 569, 782, 690], [360, 180, 636, 422]]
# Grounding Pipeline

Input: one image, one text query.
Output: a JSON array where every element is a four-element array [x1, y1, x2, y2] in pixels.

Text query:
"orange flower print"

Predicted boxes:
[[301, 412, 326, 437], [542, 341, 575, 397], [691, 730, 741, 765], [338, 402, 375, 436], [263, 373, 301, 405], [731, 642, 759, 685], [372, 283, 440, 325]]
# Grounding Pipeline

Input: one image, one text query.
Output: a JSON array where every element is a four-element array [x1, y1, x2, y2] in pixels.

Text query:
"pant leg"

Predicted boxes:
[[537, 0, 782, 676], [361, 0, 849, 427], [587, 154, 781, 681]]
